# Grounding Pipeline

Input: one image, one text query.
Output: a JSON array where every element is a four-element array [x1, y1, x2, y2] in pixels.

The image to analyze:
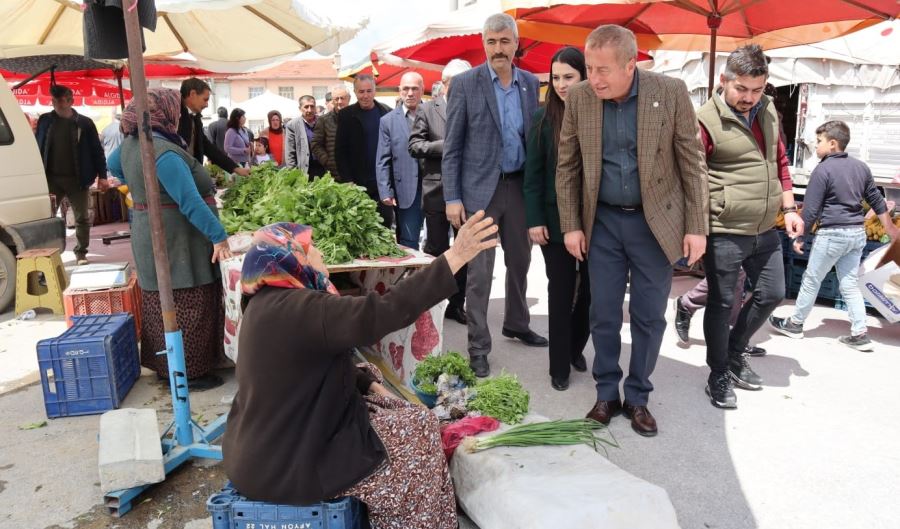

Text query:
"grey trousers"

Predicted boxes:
[[49, 177, 91, 258], [589, 205, 672, 406], [466, 177, 531, 357]]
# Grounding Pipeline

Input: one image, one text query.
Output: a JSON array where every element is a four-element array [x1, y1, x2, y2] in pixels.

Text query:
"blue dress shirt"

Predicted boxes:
[[488, 64, 526, 173], [599, 73, 641, 207]]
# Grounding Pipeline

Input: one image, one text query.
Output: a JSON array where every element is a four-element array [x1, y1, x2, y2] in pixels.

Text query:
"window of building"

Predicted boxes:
[[248, 86, 264, 99], [278, 86, 294, 100], [312, 86, 328, 101]]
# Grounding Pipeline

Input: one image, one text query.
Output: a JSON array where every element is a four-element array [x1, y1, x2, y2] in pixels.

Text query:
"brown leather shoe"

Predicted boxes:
[[585, 399, 622, 425], [623, 402, 658, 437]]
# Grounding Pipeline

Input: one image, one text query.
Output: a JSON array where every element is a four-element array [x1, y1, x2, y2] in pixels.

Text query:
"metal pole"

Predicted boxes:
[[121, 5, 178, 334], [706, 10, 723, 100], [115, 67, 126, 112]]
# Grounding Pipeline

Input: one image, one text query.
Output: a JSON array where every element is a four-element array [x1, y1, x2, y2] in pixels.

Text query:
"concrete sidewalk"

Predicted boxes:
[[1, 241, 898, 528]]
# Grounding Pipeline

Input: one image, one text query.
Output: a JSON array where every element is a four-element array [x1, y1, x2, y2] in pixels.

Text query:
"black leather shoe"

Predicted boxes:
[[744, 345, 767, 357], [571, 353, 588, 372], [501, 328, 549, 347], [551, 376, 569, 391], [444, 304, 468, 325], [674, 297, 692, 344], [469, 355, 490, 378]]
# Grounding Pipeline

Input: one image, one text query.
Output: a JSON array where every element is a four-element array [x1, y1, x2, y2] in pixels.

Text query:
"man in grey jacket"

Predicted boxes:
[[409, 59, 472, 324], [206, 106, 229, 153]]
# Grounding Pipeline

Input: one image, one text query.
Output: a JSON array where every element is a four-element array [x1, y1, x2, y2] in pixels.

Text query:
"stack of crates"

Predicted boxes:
[[63, 275, 142, 337], [36, 313, 139, 418], [207, 483, 369, 529]]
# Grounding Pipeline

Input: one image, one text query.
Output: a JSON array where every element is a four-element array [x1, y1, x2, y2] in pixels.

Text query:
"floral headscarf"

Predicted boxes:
[[241, 223, 338, 297], [120, 87, 186, 147]]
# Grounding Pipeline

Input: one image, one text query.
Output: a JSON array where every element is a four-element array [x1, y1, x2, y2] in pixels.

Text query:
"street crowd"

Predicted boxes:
[[34, 11, 898, 439]]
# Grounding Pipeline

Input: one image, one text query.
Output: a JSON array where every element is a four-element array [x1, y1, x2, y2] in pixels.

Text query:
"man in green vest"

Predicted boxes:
[[697, 44, 803, 410]]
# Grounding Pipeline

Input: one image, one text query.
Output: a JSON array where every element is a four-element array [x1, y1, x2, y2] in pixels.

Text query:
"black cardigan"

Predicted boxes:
[[223, 256, 458, 505]]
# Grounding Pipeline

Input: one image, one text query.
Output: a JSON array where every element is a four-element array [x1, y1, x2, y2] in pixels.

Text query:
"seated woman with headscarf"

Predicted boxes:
[[222, 213, 498, 529], [107, 88, 232, 389]]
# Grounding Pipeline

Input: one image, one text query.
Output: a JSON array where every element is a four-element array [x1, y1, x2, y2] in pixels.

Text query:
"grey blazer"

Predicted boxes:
[[408, 95, 447, 213], [376, 106, 421, 209], [441, 63, 540, 212]]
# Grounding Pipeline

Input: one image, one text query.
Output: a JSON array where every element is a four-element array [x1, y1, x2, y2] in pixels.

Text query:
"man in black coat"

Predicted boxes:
[[35, 85, 108, 265], [178, 78, 249, 177], [335, 74, 392, 227]]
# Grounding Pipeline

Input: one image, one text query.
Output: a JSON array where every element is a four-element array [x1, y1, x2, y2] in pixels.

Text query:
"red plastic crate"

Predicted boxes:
[[64, 275, 142, 337]]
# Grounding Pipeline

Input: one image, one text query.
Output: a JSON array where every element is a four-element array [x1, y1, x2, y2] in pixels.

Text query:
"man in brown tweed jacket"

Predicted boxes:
[[556, 25, 708, 437]]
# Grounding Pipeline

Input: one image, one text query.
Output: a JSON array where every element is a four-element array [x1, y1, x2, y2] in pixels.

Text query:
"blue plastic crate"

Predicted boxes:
[[208, 485, 367, 529], [36, 313, 139, 418]]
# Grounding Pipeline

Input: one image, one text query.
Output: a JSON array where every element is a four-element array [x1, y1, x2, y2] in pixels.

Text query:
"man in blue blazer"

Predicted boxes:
[[442, 13, 547, 377], [376, 72, 425, 249]]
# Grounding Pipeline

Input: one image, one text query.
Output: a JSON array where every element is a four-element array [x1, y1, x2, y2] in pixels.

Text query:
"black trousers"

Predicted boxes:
[[541, 242, 591, 379], [367, 188, 394, 229], [703, 230, 785, 373], [424, 208, 466, 308]]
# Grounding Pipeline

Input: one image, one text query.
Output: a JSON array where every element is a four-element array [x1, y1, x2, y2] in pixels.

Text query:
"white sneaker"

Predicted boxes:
[[76, 257, 89, 266]]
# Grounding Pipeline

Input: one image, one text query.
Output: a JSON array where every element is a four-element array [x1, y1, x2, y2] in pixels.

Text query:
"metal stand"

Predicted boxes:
[[103, 330, 227, 516], [101, 5, 227, 517]]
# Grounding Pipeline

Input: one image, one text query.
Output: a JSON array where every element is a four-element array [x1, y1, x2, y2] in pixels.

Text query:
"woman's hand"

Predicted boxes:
[[529, 226, 549, 245], [368, 381, 396, 399], [444, 210, 498, 274], [211, 240, 232, 263]]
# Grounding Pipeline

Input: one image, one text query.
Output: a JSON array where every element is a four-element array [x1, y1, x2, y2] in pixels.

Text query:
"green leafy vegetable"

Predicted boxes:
[[462, 419, 618, 455], [18, 421, 48, 430], [413, 351, 477, 395], [468, 372, 529, 424], [220, 167, 405, 264]]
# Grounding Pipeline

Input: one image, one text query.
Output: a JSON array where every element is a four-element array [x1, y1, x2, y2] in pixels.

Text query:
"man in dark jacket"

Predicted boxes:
[[335, 75, 392, 227], [178, 78, 249, 177], [36, 85, 108, 265], [206, 106, 229, 153]]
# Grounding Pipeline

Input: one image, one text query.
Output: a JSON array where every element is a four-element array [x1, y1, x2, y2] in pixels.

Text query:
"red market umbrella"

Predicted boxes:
[[341, 53, 445, 93], [8, 76, 132, 106], [510, 0, 899, 94], [371, 1, 656, 78]]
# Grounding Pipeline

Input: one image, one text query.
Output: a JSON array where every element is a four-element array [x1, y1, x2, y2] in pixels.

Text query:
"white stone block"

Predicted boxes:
[[98, 408, 165, 494], [450, 415, 681, 529]]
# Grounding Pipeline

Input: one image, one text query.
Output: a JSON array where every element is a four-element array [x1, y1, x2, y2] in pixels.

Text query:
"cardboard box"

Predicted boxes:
[[859, 240, 900, 323]]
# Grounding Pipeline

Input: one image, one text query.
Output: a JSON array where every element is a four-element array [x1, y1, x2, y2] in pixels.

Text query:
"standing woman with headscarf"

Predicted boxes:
[[258, 110, 285, 166], [224, 108, 251, 167], [107, 88, 233, 389], [224, 213, 498, 529]]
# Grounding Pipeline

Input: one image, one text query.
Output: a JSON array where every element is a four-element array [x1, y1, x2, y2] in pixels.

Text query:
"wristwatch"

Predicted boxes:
[[781, 206, 798, 213]]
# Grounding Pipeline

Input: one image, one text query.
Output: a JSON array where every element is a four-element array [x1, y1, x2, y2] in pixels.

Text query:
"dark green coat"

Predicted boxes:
[[524, 107, 564, 243]]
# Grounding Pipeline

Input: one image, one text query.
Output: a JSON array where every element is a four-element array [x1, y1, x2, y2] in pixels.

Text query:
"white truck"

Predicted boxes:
[[0, 75, 66, 312]]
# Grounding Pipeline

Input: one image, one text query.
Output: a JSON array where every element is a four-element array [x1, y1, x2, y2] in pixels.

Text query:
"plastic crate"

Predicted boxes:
[[207, 484, 368, 529], [64, 275, 142, 337], [36, 313, 140, 418]]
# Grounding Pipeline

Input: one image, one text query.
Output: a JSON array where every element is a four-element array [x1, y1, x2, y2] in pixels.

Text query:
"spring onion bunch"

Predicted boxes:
[[462, 419, 618, 455]]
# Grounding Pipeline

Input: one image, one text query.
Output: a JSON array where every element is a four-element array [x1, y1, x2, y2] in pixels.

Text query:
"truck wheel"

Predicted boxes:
[[0, 244, 15, 313]]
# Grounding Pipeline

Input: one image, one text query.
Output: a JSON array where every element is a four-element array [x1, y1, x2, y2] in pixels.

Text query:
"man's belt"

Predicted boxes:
[[599, 201, 643, 212], [133, 195, 217, 211], [499, 170, 524, 180]]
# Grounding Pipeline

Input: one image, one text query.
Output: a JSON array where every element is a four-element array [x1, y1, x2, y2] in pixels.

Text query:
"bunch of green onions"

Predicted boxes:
[[462, 419, 619, 455]]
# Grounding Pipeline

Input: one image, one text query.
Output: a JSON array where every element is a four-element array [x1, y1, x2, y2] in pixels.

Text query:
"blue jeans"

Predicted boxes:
[[791, 227, 867, 335], [395, 184, 423, 250]]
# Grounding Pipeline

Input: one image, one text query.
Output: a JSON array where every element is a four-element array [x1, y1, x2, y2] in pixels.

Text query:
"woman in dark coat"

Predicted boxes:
[[523, 47, 591, 392], [108, 88, 232, 388], [223, 213, 497, 529]]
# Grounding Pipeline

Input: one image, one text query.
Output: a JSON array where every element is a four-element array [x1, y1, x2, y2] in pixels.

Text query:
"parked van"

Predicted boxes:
[[0, 75, 66, 312]]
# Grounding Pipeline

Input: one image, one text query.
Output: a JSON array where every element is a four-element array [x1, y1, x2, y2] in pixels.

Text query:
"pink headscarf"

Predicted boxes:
[[120, 87, 184, 146]]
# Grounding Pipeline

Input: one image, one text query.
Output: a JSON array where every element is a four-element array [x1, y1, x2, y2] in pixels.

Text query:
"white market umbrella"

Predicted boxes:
[[0, 0, 364, 72], [236, 90, 299, 122]]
